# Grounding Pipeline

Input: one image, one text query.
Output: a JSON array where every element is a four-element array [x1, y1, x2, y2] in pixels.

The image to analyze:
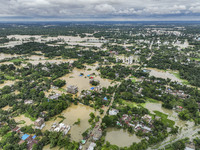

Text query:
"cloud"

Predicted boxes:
[[95, 4, 116, 13], [0, 0, 200, 20]]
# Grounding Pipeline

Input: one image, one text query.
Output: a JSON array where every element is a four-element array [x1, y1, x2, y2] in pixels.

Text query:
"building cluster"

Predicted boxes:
[[34, 117, 45, 130], [48, 93, 61, 100], [12, 126, 38, 150], [50, 123, 70, 135], [92, 127, 102, 141], [116, 56, 138, 65], [165, 88, 189, 99], [87, 142, 96, 150], [118, 114, 153, 133]]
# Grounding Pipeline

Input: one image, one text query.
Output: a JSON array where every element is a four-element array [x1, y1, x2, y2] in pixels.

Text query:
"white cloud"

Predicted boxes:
[[95, 4, 116, 13], [0, 0, 199, 20]]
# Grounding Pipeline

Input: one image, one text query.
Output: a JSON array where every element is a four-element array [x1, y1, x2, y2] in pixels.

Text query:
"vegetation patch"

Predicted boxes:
[[153, 111, 175, 127]]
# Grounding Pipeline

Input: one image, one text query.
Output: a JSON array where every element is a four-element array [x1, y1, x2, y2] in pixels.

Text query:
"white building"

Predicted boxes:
[[87, 142, 96, 150]]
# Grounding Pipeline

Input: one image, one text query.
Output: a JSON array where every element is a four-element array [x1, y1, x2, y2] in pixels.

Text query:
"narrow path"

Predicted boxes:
[[82, 87, 118, 150]]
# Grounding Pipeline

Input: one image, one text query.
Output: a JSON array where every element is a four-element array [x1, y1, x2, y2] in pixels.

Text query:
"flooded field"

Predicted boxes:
[[145, 102, 192, 127], [42, 145, 62, 150], [105, 128, 141, 147], [6, 35, 103, 47], [0, 53, 21, 60], [43, 103, 97, 142], [60, 64, 112, 94], [26, 58, 76, 65], [2, 105, 12, 111], [0, 80, 15, 89], [146, 68, 182, 82], [14, 115, 34, 127]]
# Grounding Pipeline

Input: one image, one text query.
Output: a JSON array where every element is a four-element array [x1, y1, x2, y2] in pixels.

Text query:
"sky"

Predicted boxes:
[[1, 0, 200, 21]]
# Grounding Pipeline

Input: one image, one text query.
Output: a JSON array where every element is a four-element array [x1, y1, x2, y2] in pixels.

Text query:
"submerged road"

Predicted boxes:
[[82, 86, 118, 150]]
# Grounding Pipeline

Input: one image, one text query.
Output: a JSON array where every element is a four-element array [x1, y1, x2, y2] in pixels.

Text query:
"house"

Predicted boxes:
[[121, 114, 132, 124], [12, 126, 21, 133], [23, 135, 39, 150], [103, 97, 108, 101], [109, 109, 119, 116], [87, 142, 96, 150], [142, 114, 152, 123], [24, 100, 33, 105], [34, 117, 45, 129], [135, 124, 152, 133], [94, 86, 101, 92], [48, 93, 61, 100], [51, 123, 71, 135], [185, 143, 195, 150], [67, 85, 78, 94]]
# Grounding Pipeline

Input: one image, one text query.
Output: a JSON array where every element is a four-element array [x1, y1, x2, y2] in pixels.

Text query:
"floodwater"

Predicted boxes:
[[60, 64, 112, 94], [43, 103, 97, 142], [6, 35, 103, 47], [145, 102, 198, 149], [0, 53, 21, 60], [14, 115, 34, 127], [105, 128, 141, 147], [0, 80, 15, 89], [2, 105, 12, 111], [42, 145, 62, 150], [145, 102, 191, 127], [26, 58, 77, 65], [146, 68, 182, 82]]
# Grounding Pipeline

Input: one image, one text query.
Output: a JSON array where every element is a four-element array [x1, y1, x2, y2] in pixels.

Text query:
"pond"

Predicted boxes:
[[105, 128, 141, 147]]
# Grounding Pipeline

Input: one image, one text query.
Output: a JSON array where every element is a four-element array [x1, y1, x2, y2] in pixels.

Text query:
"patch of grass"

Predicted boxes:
[[10, 59, 24, 63], [3, 132, 12, 139], [122, 100, 145, 108], [58, 115, 66, 123], [18, 120, 26, 124], [170, 71, 190, 85], [153, 111, 175, 127], [129, 76, 138, 83], [190, 57, 200, 61], [145, 97, 159, 103], [24, 113, 37, 121], [58, 88, 66, 92], [4, 75, 15, 80]]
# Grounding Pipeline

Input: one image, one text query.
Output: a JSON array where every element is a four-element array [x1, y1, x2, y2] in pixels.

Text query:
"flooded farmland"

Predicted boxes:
[[146, 68, 182, 82], [43, 103, 97, 142], [60, 64, 113, 94], [0, 80, 15, 89], [145, 102, 191, 127], [105, 128, 141, 147], [14, 115, 34, 127]]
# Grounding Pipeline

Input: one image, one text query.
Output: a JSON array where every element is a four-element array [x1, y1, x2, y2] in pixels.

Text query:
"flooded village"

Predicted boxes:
[[0, 23, 200, 150]]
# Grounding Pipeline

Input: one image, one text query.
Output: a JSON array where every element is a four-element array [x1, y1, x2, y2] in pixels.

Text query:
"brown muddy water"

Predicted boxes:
[[60, 64, 112, 94], [0, 80, 15, 89], [146, 68, 182, 82], [43, 103, 98, 142], [105, 128, 141, 147], [14, 115, 34, 127], [145, 102, 192, 127]]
